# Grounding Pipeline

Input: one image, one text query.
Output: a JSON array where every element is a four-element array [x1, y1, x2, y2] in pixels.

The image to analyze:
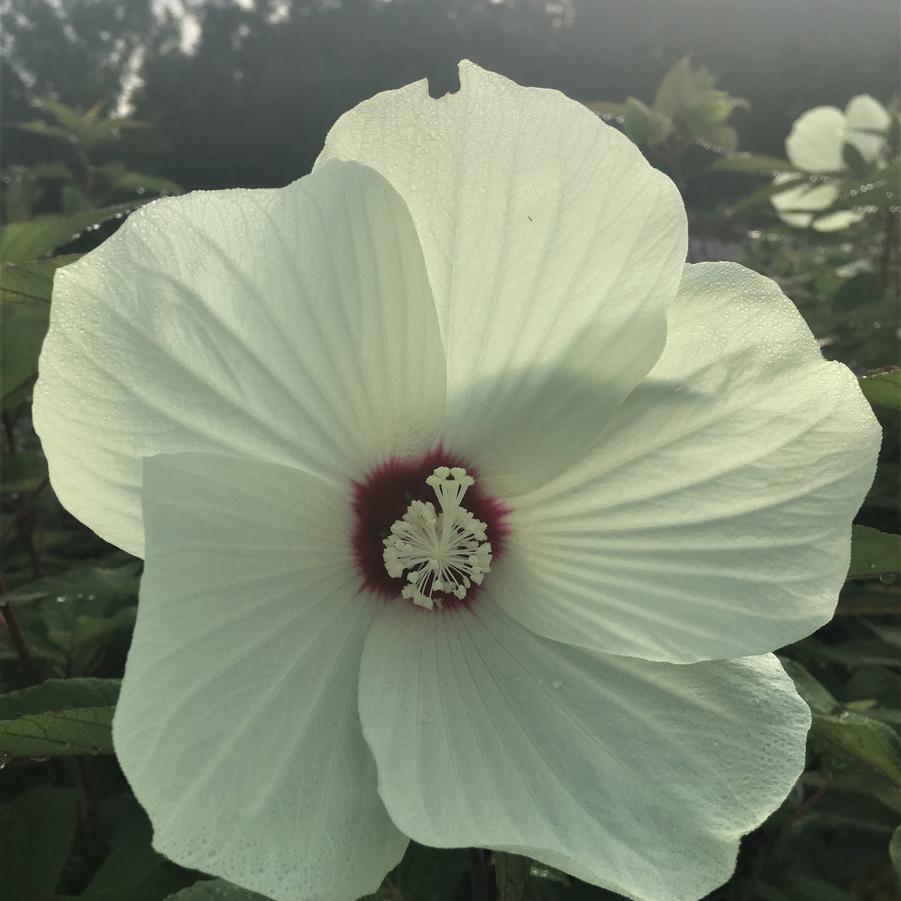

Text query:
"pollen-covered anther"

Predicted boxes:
[[382, 466, 493, 609]]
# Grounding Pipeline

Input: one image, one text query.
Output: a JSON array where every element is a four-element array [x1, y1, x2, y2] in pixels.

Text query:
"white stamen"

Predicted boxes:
[[383, 466, 493, 609]]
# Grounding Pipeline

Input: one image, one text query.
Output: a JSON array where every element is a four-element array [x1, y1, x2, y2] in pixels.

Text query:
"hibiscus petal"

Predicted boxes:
[[785, 105, 846, 172], [34, 160, 445, 556], [770, 174, 862, 231], [113, 453, 407, 901], [504, 262, 880, 663], [359, 601, 809, 901], [844, 94, 890, 163], [317, 60, 687, 494]]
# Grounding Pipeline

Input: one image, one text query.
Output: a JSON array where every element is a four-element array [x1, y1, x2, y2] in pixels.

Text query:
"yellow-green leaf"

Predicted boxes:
[[0, 255, 80, 306], [0, 203, 139, 264]]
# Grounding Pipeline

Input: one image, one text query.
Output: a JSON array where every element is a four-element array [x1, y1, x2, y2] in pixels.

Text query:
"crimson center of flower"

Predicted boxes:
[[351, 448, 509, 609]]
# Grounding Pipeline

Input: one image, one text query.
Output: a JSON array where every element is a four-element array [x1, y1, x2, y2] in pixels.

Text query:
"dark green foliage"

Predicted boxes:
[[0, 785, 77, 899]]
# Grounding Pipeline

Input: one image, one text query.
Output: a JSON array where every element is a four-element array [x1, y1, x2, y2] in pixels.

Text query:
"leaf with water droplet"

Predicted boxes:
[[0, 677, 119, 758], [0, 202, 144, 265], [859, 368, 901, 412], [848, 525, 901, 580], [3, 557, 140, 606]]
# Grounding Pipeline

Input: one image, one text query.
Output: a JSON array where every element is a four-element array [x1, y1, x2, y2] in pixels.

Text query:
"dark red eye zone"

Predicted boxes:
[[351, 446, 510, 603]]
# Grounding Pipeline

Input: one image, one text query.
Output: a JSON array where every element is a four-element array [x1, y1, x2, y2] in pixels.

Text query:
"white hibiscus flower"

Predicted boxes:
[[771, 94, 891, 231], [33, 63, 880, 901]]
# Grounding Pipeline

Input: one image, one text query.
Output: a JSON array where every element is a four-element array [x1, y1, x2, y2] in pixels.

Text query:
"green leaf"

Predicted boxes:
[[12, 120, 72, 143], [864, 621, 901, 650], [859, 369, 901, 411], [778, 875, 851, 901], [496, 852, 532, 901], [106, 168, 183, 196], [74, 844, 195, 901], [45, 604, 136, 655], [812, 708, 901, 788], [653, 55, 695, 117], [697, 123, 738, 153], [0, 677, 119, 758], [0, 202, 139, 264], [0, 254, 80, 305], [163, 879, 271, 900], [0, 785, 77, 898], [35, 99, 146, 147], [41, 98, 90, 136], [1, 452, 47, 493], [0, 255, 80, 408], [1, 300, 49, 409], [780, 658, 838, 714], [805, 765, 901, 814], [3, 558, 141, 605], [801, 637, 901, 669], [849, 525, 901, 578], [621, 97, 670, 147], [845, 664, 901, 708], [842, 140, 868, 175], [81, 117, 147, 147], [373, 843, 470, 901], [61, 183, 94, 213], [652, 55, 747, 150]]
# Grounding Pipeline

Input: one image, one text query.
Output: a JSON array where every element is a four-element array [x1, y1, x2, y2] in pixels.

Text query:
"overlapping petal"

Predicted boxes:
[[359, 601, 810, 901], [844, 94, 890, 162], [770, 173, 861, 232], [318, 60, 687, 495], [503, 262, 880, 663], [34, 161, 446, 556], [785, 105, 845, 172], [113, 453, 407, 901]]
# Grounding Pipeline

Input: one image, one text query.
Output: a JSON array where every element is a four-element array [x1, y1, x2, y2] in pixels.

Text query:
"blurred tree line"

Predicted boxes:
[[2, 0, 899, 200]]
